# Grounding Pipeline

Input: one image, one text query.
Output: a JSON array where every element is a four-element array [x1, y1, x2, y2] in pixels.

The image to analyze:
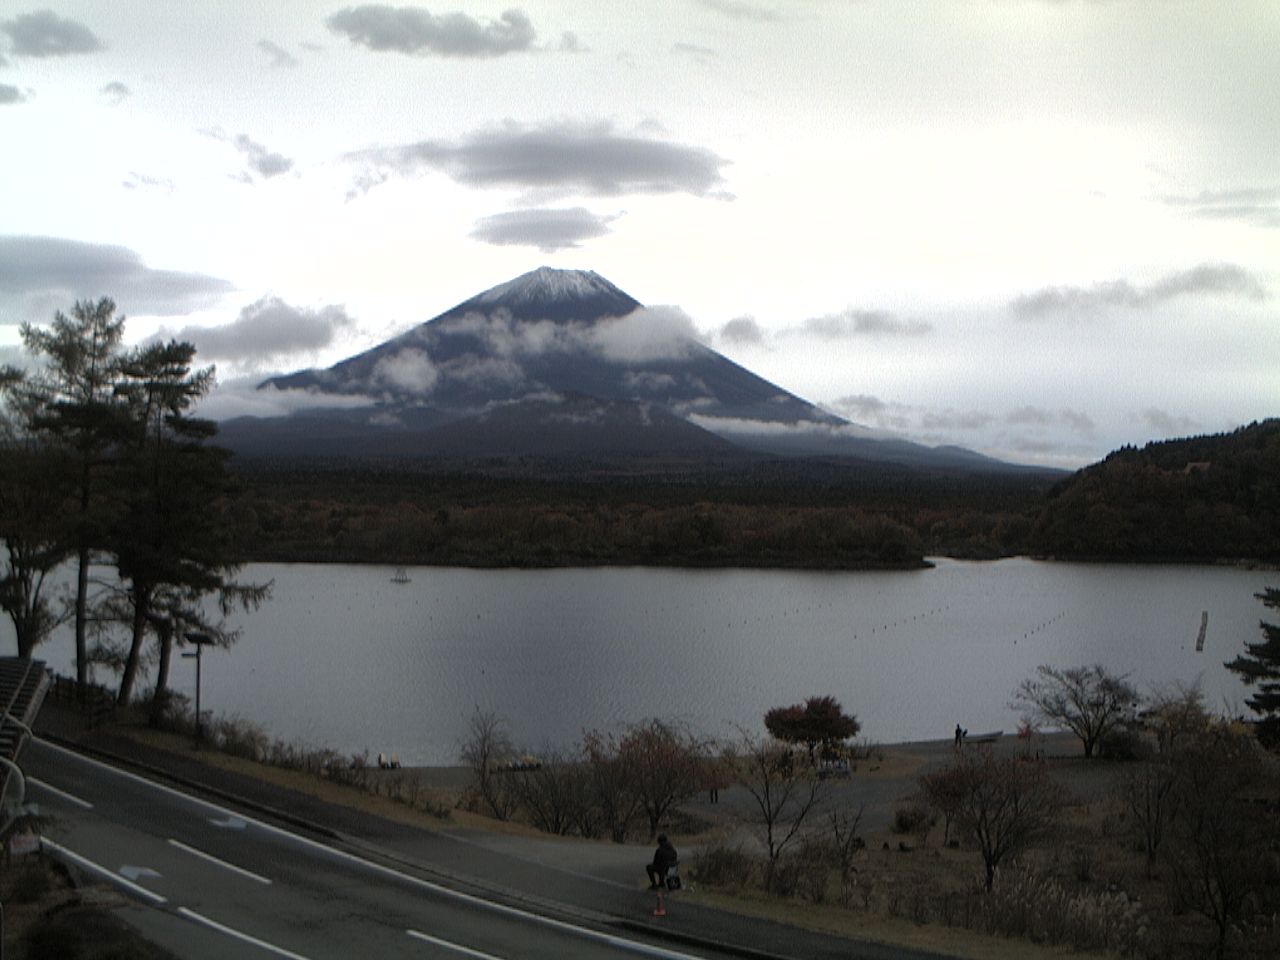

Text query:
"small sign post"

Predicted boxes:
[[182, 632, 217, 744]]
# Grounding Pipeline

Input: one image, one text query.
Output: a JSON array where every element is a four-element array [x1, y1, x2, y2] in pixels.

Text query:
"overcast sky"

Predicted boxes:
[[1, 1, 1276, 468]]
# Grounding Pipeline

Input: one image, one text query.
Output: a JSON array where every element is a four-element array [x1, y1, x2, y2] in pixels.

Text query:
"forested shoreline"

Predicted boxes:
[[222, 418, 1280, 570], [221, 459, 1053, 569]]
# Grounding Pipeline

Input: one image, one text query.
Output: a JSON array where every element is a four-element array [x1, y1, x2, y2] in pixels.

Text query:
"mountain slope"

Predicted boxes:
[[229, 267, 1026, 473]]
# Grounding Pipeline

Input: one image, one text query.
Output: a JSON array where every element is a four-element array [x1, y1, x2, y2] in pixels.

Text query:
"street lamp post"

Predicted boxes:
[[182, 632, 216, 745]]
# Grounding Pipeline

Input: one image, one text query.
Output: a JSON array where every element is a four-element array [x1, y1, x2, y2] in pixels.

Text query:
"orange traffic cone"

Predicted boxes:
[[653, 889, 666, 917]]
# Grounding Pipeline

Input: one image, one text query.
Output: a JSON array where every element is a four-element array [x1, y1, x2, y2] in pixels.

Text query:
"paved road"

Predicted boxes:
[[27, 738, 739, 960]]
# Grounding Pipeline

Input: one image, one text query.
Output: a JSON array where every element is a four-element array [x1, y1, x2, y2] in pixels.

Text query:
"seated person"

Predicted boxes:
[[646, 833, 678, 889]]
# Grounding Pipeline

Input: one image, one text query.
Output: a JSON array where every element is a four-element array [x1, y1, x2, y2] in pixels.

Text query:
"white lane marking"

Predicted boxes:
[[28, 776, 94, 809], [120, 865, 163, 882], [167, 838, 273, 885], [177, 907, 314, 960], [40, 838, 167, 906], [36, 738, 707, 960], [407, 929, 508, 959]]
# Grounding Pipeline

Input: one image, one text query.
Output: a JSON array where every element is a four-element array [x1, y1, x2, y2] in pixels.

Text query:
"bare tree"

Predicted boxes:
[[581, 728, 640, 842], [615, 719, 704, 838], [507, 748, 585, 836], [951, 749, 1060, 890], [919, 763, 969, 846], [731, 729, 827, 891], [459, 707, 517, 820], [1165, 729, 1275, 960], [1120, 757, 1178, 879], [1011, 663, 1139, 758], [827, 801, 865, 901]]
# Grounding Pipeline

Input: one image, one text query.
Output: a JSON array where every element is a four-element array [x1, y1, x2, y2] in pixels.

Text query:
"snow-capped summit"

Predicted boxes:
[[473, 267, 621, 304], [457, 266, 640, 323]]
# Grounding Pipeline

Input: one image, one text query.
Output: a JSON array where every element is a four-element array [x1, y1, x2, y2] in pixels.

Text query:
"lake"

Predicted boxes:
[[5, 559, 1275, 765]]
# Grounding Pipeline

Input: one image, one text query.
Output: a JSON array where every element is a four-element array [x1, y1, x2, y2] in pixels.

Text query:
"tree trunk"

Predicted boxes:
[[117, 590, 148, 705], [149, 619, 174, 726], [75, 544, 89, 685]]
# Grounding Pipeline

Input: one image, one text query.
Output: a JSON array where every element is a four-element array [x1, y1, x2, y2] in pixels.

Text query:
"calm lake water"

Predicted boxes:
[[6, 559, 1275, 765]]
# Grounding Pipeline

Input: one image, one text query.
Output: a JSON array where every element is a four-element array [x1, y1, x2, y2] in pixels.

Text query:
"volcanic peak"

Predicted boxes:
[[457, 267, 641, 323]]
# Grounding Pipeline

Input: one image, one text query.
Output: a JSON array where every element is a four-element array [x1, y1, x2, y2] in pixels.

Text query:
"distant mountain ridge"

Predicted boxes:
[[221, 267, 1034, 473]]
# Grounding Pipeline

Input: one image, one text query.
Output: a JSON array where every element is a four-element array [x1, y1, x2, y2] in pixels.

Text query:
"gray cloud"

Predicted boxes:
[[469, 207, 619, 252], [801, 309, 933, 339], [234, 134, 294, 179], [1158, 186, 1280, 230], [257, 39, 297, 68], [717, 316, 765, 346], [920, 408, 995, 432], [204, 128, 295, 180], [829, 394, 913, 431], [697, 0, 782, 22], [160, 297, 356, 366], [1011, 263, 1268, 318], [100, 81, 130, 104], [347, 119, 730, 199], [0, 83, 25, 104], [1007, 406, 1095, 434], [1139, 408, 1198, 438], [0, 235, 234, 320], [1, 10, 103, 58], [326, 5, 536, 58]]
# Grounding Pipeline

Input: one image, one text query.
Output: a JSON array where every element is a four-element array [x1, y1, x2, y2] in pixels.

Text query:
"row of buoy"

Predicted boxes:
[[1021, 611, 1067, 640], [851, 605, 952, 640]]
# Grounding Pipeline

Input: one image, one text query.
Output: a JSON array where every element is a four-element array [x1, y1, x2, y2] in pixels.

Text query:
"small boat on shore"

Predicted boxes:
[[391, 567, 411, 584]]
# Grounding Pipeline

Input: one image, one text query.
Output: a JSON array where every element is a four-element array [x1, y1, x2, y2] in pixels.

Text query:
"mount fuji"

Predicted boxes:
[[220, 267, 1019, 472]]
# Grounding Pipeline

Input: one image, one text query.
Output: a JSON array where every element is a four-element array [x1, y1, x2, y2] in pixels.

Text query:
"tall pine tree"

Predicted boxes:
[[18, 299, 130, 682]]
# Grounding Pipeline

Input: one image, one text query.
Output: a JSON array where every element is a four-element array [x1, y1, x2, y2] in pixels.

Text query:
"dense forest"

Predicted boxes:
[[1030, 419, 1280, 563], [222, 459, 1054, 569], [222, 420, 1280, 569]]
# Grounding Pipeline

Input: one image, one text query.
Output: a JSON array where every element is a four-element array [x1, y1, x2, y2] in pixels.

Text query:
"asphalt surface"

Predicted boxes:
[[31, 703, 965, 960]]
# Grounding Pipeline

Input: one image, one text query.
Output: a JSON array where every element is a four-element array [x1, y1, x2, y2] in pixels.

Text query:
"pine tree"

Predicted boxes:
[[1224, 587, 1280, 747], [18, 299, 130, 682]]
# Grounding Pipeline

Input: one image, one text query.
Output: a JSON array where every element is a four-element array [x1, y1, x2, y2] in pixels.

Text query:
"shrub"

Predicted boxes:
[[892, 802, 933, 835], [692, 840, 759, 888]]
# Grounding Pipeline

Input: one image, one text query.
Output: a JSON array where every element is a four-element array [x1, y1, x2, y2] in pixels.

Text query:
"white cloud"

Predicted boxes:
[[373, 348, 438, 395], [716, 316, 766, 346], [589, 306, 699, 364], [199, 380, 375, 421]]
